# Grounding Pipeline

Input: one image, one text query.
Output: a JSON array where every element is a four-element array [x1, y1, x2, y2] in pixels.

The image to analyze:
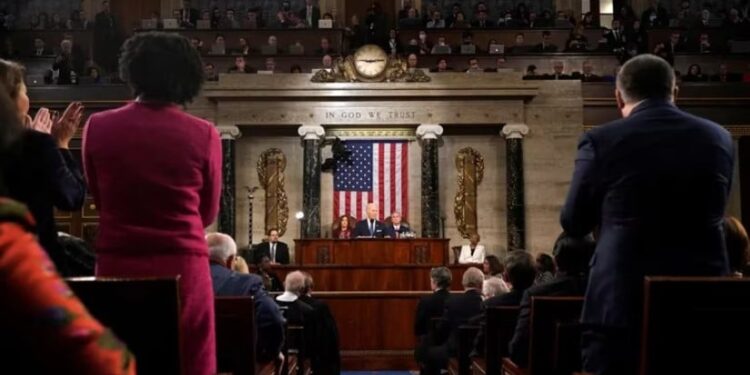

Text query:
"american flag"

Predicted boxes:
[[334, 140, 409, 221]]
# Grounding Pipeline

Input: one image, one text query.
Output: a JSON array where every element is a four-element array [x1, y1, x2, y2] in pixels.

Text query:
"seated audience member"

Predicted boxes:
[[573, 60, 602, 82], [683, 63, 708, 82], [712, 63, 741, 82], [255, 255, 283, 292], [255, 228, 290, 264], [87, 67, 104, 84], [384, 29, 402, 55], [204, 63, 218, 81], [290, 64, 303, 73], [209, 34, 226, 55], [483, 254, 505, 278], [696, 32, 713, 54], [227, 56, 256, 74], [565, 26, 589, 52], [627, 20, 648, 53], [407, 53, 419, 70], [67, 10, 91, 30], [53, 39, 83, 84], [533, 30, 558, 52], [32, 38, 51, 57], [198, 9, 212, 28], [640, 0, 669, 28], [265, 35, 282, 54], [482, 276, 510, 299], [333, 215, 353, 238], [723, 217, 749, 277], [299, 273, 341, 374], [484, 56, 509, 72], [298, 0, 320, 28], [431, 58, 452, 72], [486, 250, 536, 307], [534, 253, 556, 284], [465, 57, 482, 73], [472, 10, 494, 28], [263, 57, 276, 73], [353, 203, 386, 238], [460, 31, 479, 53], [399, 7, 422, 28], [459, 233, 485, 263], [206, 233, 284, 361], [218, 8, 240, 29], [415, 267, 452, 339], [426, 10, 446, 28], [508, 233, 595, 366], [234, 37, 251, 55], [543, 61, 572, 80], [605, 19, 626, 52], [523, 64, 540, 80], [190, 36, 203, 53], [417, 30, 432, 55], [405, 38, 421, 54], [241, 9, 260, 29], [385, 211, 412, 238], [423, 267, 484, 375], [275, 271, 314, 327], [322, 54, 334, 69], [508, 33, 530, 53], [664, 32, 687, 55], [450, 11, 470, 28], [652, 42, 674, 66], [430, 36, 452, 54], [316, 37, 335, 55]]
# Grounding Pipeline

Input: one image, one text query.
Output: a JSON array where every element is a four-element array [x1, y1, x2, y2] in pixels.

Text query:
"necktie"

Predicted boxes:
[[370, 220, 374, 235], [271, 243, 276, 261]]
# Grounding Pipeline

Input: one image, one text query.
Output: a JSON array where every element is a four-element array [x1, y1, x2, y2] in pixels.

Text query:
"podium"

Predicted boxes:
[[293, 238, 450, 265]]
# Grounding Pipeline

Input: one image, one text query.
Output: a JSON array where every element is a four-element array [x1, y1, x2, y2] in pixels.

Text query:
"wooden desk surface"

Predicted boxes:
[[294, 238, 450, 266]]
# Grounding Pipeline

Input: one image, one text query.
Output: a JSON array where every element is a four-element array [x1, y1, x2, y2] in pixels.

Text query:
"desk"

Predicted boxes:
[[294, 238, 450, 265]]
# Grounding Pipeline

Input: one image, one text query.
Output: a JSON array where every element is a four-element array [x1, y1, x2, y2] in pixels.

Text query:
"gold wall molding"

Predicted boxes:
[[454, 147, 485, 239], [257, 148, 289, 237]]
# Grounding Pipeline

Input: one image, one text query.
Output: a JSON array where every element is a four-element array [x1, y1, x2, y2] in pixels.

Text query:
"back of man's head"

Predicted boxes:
[[206, 232, 237, 263], [301, 272, 314, 295], [616, 54, 675, 104], [431, 266, 452, 289], [553, 232, 596, 275], [504, 251, 536, 291], [462, 267, 484, 290], [284, 271, 306, 296]]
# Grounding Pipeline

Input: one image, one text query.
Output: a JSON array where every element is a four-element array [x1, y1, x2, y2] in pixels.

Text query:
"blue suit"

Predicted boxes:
[[561, 99, 733, 373], [210, 263, 285, 361], [352, 218, 386, 238], [383, 223, 411, 238]]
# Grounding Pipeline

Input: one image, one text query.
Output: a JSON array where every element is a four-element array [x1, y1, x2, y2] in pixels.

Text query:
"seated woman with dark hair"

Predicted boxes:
[[683, 63, 708, 82], [333, 214, 354, 239], [83, 32, 222, 375], [534, 253, 556, 284], [724, 216, 749, 277], [482, 254, 504, 279]]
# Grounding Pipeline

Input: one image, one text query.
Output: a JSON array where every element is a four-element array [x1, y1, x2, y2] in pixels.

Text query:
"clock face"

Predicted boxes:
[[353, 44, 388, 79]]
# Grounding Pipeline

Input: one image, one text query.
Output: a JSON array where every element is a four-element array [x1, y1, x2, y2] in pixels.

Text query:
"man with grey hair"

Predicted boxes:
[[481, 276, 509, 299], [206, 233, 285, 362], [562, 54, 733, 374], [422, 267, 483, 374], [353, 202, 386, 238], [275, 271, 315, 327]]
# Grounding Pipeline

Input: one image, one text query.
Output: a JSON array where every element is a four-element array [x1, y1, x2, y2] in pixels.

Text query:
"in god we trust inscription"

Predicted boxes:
[[324, 110, 417, 121]]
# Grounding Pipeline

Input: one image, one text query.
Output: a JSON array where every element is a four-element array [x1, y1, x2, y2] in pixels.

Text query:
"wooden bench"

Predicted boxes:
[[502, 296, 584, 375], [472, 306, 520, 375], [640, 276, 750, 375], [66, 277, 183, 375], [448, 325, 481, 375]]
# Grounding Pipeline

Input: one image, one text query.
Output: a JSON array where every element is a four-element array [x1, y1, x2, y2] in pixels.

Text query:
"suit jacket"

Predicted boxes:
[[255, 241, 290, 264], [299, 295, 341, 374], [605, 29, 626, 49], [533, 42, 558, 52], [458, 244, 485, 264], [469, 287, 526, 358], [437, 289, 483, 353], [561, 99, 733, 329], [210, 264, 285, 361], [298, 6, 321, 28], [384, 223, 411, 238], [352, 219, 386, 238], [414, 288, 451, 336], [508, 274, 587, 366], [3, 130, 86, 275]]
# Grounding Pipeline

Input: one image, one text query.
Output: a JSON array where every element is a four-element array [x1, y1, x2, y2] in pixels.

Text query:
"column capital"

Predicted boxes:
[[416, 124, 444, 140], [298, 125, 326, 140], [502, 124, 529, 139], [218, 126, 242, 140]]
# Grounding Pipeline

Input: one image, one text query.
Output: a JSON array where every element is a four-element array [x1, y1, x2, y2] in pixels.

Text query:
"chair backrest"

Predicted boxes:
[[215, 297, 257, 375], [485, 306, 520, 375], [66, 277, 182, 375], [527, 296, 584, 375], [640, 276, 750, 375], [457, 325, 481, 375]]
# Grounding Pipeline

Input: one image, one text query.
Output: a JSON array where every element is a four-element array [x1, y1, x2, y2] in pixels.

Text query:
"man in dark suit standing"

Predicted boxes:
[[179, 0, 200, 28], [207, 233, 285, 362], [94, 0, 119, 74], [254, 228, 290, 264], [508, 233, 595, 366], [423, 267, 484, 375], [298, 0, 321, 28], [299, 273, 341, 374], [384, 211, 411, 238], [353, 203, 386, 238], [532, 30, 558, 52], [561, 54, 733, 375], [414, 267, 452, 370]]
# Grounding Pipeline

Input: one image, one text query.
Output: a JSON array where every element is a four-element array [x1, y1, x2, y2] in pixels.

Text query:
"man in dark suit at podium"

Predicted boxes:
[[353, 203, 386, 238], [254, 228, 290, 264], [384, 211, 411, 238]]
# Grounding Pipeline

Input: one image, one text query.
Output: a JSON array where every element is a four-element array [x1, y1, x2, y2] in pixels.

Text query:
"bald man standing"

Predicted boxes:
[[352, 203, 386, 238]]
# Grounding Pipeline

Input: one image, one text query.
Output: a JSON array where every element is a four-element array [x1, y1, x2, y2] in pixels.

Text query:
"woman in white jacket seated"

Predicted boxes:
[[458, 233, 485, 264]]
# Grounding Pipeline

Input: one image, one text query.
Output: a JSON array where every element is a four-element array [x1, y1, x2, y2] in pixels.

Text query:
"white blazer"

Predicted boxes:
[[458, 244, 485, 264]]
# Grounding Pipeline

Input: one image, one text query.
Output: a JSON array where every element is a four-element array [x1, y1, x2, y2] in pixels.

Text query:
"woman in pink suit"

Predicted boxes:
[[82, 32, 222, 375]]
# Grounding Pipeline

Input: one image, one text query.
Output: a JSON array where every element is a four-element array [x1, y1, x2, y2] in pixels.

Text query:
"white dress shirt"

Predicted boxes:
[[458, 244, 485, 264]]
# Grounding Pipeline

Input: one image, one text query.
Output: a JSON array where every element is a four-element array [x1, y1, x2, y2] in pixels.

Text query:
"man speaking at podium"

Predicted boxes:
[[353, 203, 386, 238]]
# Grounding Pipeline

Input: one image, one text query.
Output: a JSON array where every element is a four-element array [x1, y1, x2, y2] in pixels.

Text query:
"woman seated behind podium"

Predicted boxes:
[[82, 32, 222, 375], [332, 214, 353, 239], [0, 75, 135, 374], [458, 233, 485, 264]]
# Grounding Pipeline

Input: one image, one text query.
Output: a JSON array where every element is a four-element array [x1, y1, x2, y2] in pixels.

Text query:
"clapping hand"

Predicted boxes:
[[51, 102, 84, 149], [29, 107, 55, 134]]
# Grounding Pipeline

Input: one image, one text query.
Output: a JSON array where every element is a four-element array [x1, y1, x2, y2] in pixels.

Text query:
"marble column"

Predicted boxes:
[[502, 124, 529, 251], [218, 126, 241, 237], [298, 125, 325, 238], [416, 124, 444, 238]]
